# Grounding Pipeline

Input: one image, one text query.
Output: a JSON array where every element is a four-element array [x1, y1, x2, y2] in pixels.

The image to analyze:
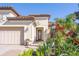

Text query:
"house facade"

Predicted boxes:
[[0, 7, 50, 45]]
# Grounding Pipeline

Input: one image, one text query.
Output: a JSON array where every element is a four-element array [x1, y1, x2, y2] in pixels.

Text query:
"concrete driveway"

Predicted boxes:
[[0, 42, 42, 56], [0, 45, 26, 56]]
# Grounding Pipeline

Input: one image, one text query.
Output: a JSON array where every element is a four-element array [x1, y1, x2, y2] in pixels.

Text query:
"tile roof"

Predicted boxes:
[[0, 6, 20, 16], [0, 7, 51, 21], [7, 16, 35, 20], [29, 14, 50, 17]]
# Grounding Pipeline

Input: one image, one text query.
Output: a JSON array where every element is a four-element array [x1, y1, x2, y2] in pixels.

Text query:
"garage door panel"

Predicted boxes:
[[0, 27, 24, 45]]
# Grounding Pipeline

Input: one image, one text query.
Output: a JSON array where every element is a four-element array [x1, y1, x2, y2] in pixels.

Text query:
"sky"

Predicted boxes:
[[0, 3, 78, 22]]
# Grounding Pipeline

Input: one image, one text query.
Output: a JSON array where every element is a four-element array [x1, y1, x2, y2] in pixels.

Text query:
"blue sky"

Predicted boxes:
[[0, 3, 78, 22]]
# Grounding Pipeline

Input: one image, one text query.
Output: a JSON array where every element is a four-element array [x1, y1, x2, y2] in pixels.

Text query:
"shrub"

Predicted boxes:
[[55, 14, 79, 56], [18, 48, 34, 56], [18, 38, 54, 56]]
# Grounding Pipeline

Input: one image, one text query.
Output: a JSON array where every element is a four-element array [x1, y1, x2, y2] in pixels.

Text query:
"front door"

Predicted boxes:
[[36, 28, 43, 41]]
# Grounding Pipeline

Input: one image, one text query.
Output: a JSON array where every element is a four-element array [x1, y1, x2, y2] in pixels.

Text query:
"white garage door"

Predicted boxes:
[[0, 27, 24, 45]]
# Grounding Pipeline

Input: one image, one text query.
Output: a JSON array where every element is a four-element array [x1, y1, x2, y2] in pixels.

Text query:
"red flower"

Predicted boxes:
[[66, 31, 73, 36], [54, 23, 65, 32], [54, 23, 59, 30]]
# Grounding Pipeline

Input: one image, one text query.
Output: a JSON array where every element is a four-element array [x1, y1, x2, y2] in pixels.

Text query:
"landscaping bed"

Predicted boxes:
[[18, 38, 54, 56]]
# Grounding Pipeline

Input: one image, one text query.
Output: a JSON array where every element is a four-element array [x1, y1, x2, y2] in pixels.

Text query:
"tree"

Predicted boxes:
[[74, 4, 79, 19], [55, 13, 78, 56], [75, 12, 79, 19], [65, 14, 77, 31]]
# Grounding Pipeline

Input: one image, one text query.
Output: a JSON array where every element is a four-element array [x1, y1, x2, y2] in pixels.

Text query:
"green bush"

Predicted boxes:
[[18, 48, 34, 56], [18, 38, 54, 56]]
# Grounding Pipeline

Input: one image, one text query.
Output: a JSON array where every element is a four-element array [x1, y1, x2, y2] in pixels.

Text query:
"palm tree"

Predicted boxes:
[[65, 14, 77, 31]]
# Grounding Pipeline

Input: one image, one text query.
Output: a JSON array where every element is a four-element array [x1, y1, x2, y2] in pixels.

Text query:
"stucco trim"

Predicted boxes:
[[0, 26, 24, 30]]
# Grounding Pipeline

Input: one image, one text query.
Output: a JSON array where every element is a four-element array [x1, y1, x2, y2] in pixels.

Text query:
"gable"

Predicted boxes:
[[0, 7, 20, 17]]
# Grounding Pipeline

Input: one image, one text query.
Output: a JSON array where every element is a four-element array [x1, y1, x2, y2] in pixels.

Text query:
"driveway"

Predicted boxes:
[[0, 42, 43, 56], [0, 45, 26, 56]]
